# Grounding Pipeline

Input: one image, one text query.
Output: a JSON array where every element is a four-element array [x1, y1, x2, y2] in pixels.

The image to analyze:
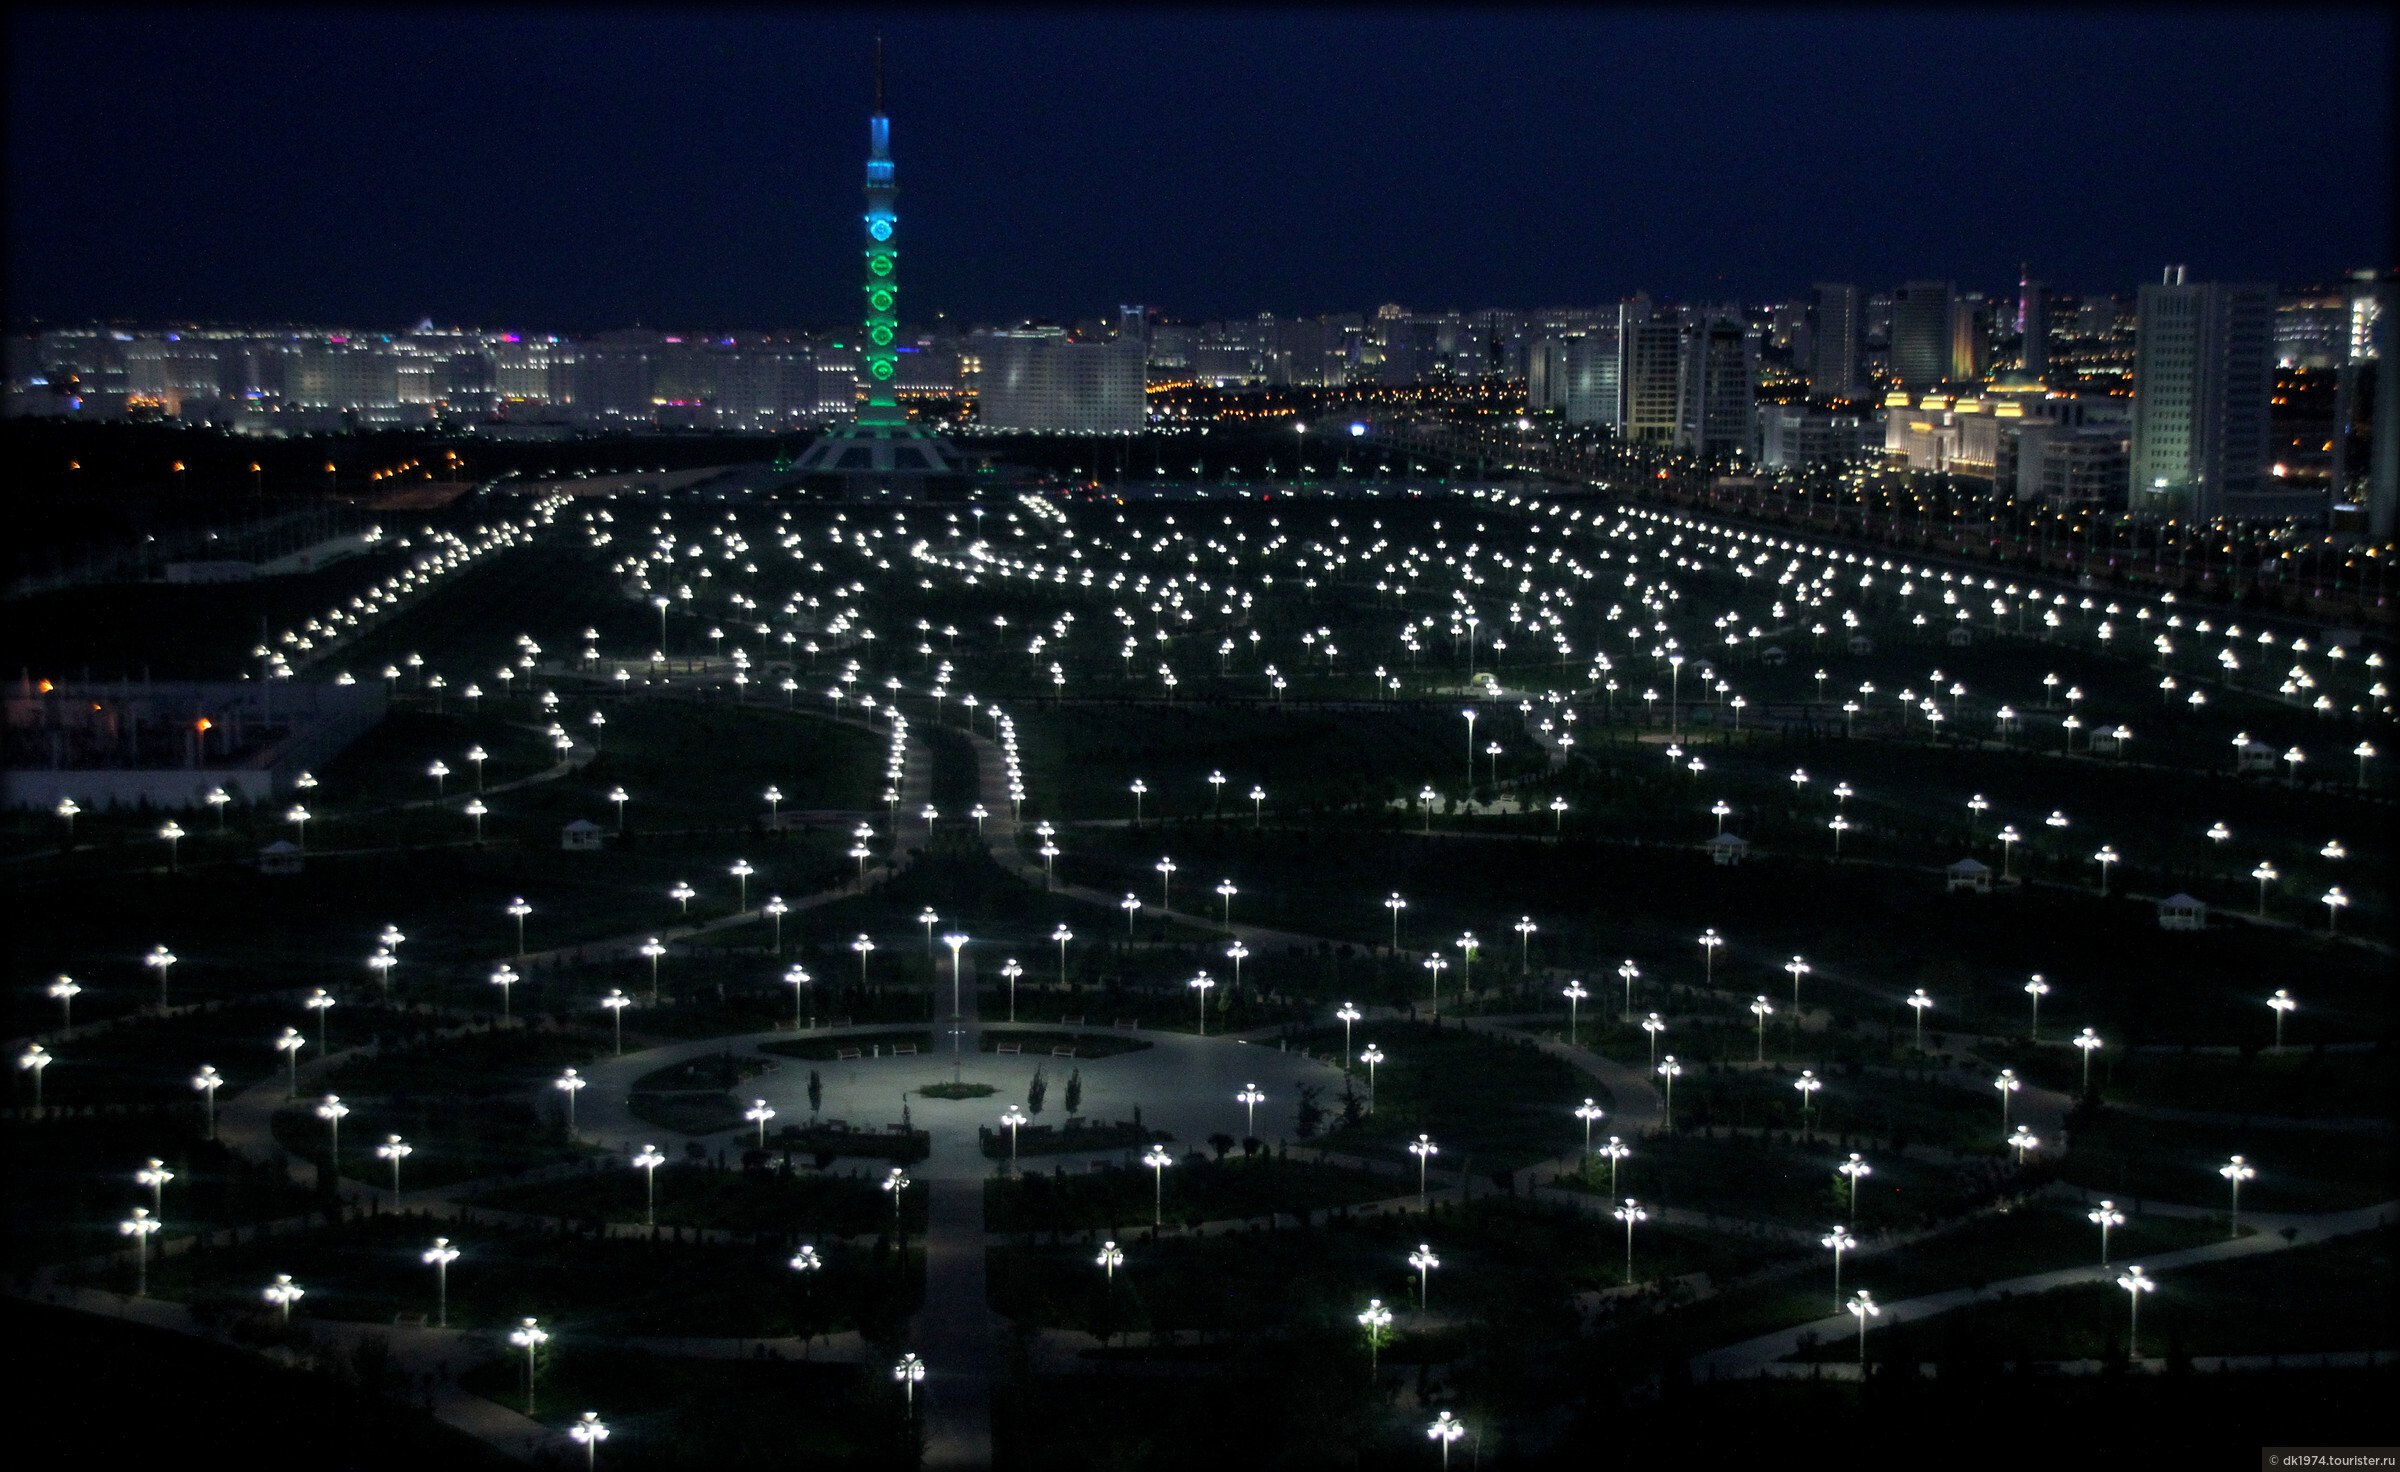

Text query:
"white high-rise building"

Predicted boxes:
[[2128, 269, 2275, 519], [977, 328, 1145, 433]]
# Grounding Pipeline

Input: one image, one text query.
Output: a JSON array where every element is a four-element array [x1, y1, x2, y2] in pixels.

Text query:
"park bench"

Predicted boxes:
[[890, 1043, 917, 1055], [1051, 1045, 1078, 1057], [1060, 1015, 1086, 1025], [995, 1041, 1023, 1055], [1114, 1018, 1139, 1030], [836, 1048, 862, 1061]]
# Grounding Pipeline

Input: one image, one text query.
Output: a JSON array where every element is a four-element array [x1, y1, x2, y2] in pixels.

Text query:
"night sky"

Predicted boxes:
[[7, 7, 2391, 329]]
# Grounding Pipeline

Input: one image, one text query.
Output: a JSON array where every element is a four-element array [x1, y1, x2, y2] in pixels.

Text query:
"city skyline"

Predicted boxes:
[[8, 9, 2391, 329]]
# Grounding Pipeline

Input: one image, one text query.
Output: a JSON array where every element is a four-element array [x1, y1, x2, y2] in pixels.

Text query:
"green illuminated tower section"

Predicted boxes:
[[858, 41, 904, 427]]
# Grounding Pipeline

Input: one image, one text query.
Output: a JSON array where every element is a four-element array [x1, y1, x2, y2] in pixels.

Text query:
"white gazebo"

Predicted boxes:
[[2156, 893, 2207, 931], [1706, 833, 1751, 867], [259, 839, 304, 876], [561, 818, 606, 852], [1945, 857, 1993, 893], [1945, 625, 1973, 647]]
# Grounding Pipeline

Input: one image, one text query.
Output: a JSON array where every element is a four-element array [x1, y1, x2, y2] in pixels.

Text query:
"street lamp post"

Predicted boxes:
[[1410, 1133, 1439, 1207], [1574, 1097, 1605, 1155], [422, 1237, 459, 1327], [1656, 1055, 1682, 1125], [375, 1134, 412, 1202], [1360, 1044, 1384, 1111], [2024, 974, 2050, 1040], [120, 1207, 161, 1296], [2075, 1027, 2105, 1092], [1614, 1198, 1647, 1283], [1821, 1225, 1856, 1311], [2088, 1200, 2126, 1267], [510, 1317, 549, 1413], [554, 1067, 585, 1134], [1839, 1152, 1873, 1218], [1143, 1144, 1174, 1225], [1848, 1289, 1880, 1364], [2117, 1265, 2154, 1361], [1562, 981, 1589, 1045], [2219, 1155, 2256, 1236], [1000, 1104, 1028, 1173], [633, 1145, 667, 1227]]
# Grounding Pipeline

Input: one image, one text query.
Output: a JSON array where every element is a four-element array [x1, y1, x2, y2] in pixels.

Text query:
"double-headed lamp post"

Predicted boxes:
[[2075, 1027, 2105, 1091], [893, 1353, 925, 1413], [2025, 973, 2051, 1040], [744, 1098, 777, 1149], [376, 1134, 412, 1201], [1095, 1239, 1123, 1283], [1358, 1298, 1394, 1375], [1785, 955, 1812, 1007], [1142, 1144, 1174, 1225], [1656, 1054, 1682, 1124], [1750, 994, 1774, 1061], [1614, 1198, 1648, 1283], [510, 1317, 549, 1413], [423, 1237, 460, 1326], [554, 1067, 585, 1134], [264, 1273, 305, 1325], [1574, 1097, 1605, 1155], [569, 1411, 609, 1470], [1562, 980, 1590, 1045], [1905, 988, 1933, 1052], [2267, 989, 2297, 1051], [1236, 1084, 1266, 1138], [1428, 1411, 1466, 1469], [2117, 1264, 2155, 1360], [1359, 1044, 1384, 1110], [1410, 1133, 1440, 1206], [1408, 1242, 1440, 1311], [192, 1063, 223, 1137], [136, 1155, 174, 1215], [315, 1092, 350, 1174], [1839, 1152, 1873, 1218], [633, 1144, 666, 1228], [1186, 971, 1218, 1034], [1847, 1289, 1880, 1363], [603, 988, 632, 1053], [120, 1206, 162, 1295], [2089, 1199, 2126, 1267], [1995, 1068, 2021, 1124], [1000, 1104, 1028, 1172], [2007, 1124, 2039, 1164], [1794, 1070, 1823, 1133], [2220, 1154, 2256, 1235]]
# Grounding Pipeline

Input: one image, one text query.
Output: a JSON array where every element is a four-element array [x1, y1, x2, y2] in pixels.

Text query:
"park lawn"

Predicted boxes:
[[988, 1190, 1794, 1342], [1, 1118, 317, 1274], [461, 1344, 917, 1470], [1293, 1019, 1603, 1171], [7, 998, 299, 1107], [1825, 1198, 2227, 1304], [270, 1093, 587, 1191], [1985, 1038, 2400, 1120], [2057, 1106, 2400, 1212], [988, 1154, 1403, 1235], [116, 1209, 922, 1344], [1545, 1129, 2000, 1234], [315, 1022, 604, 1097], [465, 1159, 927, 1235], [1795, 1223, 2399, 1363], [1007, 700, 1466, 823], [1057, 821, 2395, 1048], [1651, 1057, 2020, 1155]]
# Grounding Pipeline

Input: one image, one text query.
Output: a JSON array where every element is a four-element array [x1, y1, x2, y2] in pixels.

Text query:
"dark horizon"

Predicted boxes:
[[7, 7, 2392, 330]]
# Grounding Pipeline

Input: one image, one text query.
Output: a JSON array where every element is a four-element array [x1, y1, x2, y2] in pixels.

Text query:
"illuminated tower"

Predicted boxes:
[[790, 37, 966, 498], [858, 38, 904, 427]]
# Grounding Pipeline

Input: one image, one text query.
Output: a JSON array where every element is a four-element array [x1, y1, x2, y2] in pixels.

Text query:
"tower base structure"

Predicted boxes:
[[786, 419, 974, 500]]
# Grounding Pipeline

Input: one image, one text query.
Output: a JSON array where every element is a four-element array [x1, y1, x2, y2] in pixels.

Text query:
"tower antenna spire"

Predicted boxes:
[[874, 34, 884, 113]]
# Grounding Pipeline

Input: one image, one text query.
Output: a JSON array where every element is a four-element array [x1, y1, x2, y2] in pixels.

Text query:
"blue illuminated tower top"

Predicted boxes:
[[858, 35, 904, 426]]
